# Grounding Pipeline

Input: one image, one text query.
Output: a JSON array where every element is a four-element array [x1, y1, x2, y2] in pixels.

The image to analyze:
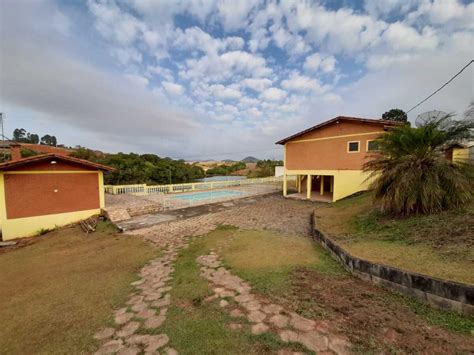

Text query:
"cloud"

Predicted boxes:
[[260, 87, 287, 101], [209, 84, 242, 99], [303, 53, 336, 73], [281, 73, 327, 94], [383, 22, 438, 51], [182, 50, 272, 83], [87, 0, 144, 45], [1, 0, 472, 160], [216, 0, 256, 31], [240, 78, 272, 92], [162, 81, 185, 95]]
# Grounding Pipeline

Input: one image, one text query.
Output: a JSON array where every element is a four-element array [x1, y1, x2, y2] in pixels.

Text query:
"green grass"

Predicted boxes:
[[316, 193, 474, 284], [204, 227, 345, 298], [386, 292, 474, 335], [161, 230, 310, 354], [199, 226, 474, 337], [0, 221, 156, 354]]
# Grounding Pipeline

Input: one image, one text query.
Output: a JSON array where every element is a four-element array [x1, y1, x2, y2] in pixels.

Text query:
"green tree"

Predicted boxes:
[[364, 113, 474, 216], [382, 108, 408, 122], [13, 128, 27, 142], [27, 133, 39, 144], [41, 134, 57, 146]]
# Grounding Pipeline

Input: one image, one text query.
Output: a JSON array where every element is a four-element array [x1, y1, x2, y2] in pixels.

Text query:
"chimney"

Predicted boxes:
[[10, 145, 22, 161]]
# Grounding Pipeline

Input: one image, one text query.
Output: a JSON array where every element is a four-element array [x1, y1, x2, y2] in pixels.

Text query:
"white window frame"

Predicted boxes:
[[366, 139, 380, 152], [347, 140, 360, 153]]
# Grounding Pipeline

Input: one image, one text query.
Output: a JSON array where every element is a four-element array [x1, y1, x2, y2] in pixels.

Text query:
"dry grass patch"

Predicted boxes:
[[0, 222, 155, 354]]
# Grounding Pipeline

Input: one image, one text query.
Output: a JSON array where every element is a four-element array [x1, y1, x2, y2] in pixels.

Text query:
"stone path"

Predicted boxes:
[[93, 195, 319, 354], [197, 253, 352, 355], [93, 246, 180, 355]]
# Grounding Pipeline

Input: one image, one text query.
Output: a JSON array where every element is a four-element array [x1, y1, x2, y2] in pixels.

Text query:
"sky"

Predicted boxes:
[[0, 0, 473, 160]]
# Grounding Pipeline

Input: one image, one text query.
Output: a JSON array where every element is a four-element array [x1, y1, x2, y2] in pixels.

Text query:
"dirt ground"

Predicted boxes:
[[289, 268, 474, 354]]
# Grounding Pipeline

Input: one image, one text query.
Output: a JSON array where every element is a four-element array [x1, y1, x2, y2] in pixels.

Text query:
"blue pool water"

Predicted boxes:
[[173, 190, 243, 201]]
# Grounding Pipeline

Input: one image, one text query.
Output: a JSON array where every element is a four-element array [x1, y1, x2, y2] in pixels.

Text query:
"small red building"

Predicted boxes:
[[0, 154, 113, 240]]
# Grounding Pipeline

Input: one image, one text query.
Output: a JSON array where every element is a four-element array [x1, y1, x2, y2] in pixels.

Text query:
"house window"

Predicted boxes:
[[367, 140, 380, 152], [347, 141, 360, 153]]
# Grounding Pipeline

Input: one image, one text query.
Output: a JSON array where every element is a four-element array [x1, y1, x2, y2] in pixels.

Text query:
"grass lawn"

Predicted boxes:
[[315, 193, 474, 284], [0, 222, 155, 354], [164, 226, 474, 354], [161, 227, 310, 354]]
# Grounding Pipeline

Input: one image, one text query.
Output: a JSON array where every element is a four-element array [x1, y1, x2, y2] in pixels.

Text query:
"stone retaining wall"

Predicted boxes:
[[311, 212, 474, 316]]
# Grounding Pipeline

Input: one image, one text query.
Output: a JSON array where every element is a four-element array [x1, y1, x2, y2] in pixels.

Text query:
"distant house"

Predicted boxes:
[[0, 141, 72, 160], [0, 154, 113, 241], [445, 142, 474, 163], [276, 116, 400, 202]]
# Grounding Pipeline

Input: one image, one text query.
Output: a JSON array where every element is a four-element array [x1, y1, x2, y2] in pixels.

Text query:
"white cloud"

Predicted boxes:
[[173, 27, 244, 56], [364, 0, 419, 18], [209, 84, 242, 99], [216, 0, 256, 31], [304, 53, 336, 73], [3, 0, 473, 160], [260, 87, 287, 101], [162, 81, 185, 95], [110, 47, 142, 65], [240, 78, 272, 92], [383, 23, 438, 51], [281, 73, 327, 94], [183, 50, 272, 83], [87, 0, 144, 45], [125, 74, 149, 88]]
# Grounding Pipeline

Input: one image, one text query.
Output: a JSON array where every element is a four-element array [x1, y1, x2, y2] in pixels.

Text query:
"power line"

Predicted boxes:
[[406, 59, 473, 114]]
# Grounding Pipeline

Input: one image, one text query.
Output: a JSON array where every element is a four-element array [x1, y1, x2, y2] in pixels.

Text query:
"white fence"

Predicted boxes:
[[105, 176, 284, 195]]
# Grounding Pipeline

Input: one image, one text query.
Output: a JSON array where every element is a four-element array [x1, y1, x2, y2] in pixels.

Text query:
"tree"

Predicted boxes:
[[382, 108, 408, 123], [13, 128, 27, 142], [41, 134, 57, 146], [364, 113, 474, 216], [27, 133, 39, 144]]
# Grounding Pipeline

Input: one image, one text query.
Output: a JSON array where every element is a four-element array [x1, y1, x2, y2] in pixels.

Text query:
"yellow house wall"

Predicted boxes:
[[1, 209, 101, 241], [0, 170, 106, 241], [284, 169, 372, 201], [452, 148, 470, 163], [99, 171, 105, 208]]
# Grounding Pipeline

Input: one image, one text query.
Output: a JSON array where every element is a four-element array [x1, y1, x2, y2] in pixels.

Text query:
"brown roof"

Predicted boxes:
[[275, 116, 402, 145], [0, 153, 114, 172]]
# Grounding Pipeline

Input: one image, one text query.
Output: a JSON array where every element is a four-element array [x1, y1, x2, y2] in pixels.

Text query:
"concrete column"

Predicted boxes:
[[330, 176, 334, 193], [283, 174, 288, 197], [297, 175, 302, 193], [306, 174, 311, 199], [320, 175, 325, 195]]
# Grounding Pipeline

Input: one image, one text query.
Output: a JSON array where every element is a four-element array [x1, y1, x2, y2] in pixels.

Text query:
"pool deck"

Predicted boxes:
[[104, 184, 281, 222]]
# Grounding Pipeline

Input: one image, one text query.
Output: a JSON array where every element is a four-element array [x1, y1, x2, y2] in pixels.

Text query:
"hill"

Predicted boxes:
[[242, 156, 259, 163]]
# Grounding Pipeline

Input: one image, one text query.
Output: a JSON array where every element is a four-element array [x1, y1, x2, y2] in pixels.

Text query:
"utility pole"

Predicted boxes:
[[0, 112, 4, 143], [0, 113, 5, 161]]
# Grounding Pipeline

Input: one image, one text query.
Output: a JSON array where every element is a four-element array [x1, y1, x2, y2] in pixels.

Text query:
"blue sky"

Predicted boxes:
[[1, 0, 473, 160]]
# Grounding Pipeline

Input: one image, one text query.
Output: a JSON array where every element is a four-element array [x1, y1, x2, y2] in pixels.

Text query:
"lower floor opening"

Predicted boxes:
[[286, 174, 334, 202]]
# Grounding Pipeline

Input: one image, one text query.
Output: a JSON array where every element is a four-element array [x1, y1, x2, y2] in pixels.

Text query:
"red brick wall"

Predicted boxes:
[[4, 172, 100, 219]]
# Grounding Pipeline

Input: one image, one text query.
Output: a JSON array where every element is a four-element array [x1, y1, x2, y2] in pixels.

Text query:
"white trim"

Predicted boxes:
[[287, 131, 383, 144], [347, 141, 360, 153], [366, 139, 379, 152]]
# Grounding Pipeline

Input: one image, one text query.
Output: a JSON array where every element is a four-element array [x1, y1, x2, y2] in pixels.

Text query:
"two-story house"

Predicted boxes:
[[276, 116, 400, 202]]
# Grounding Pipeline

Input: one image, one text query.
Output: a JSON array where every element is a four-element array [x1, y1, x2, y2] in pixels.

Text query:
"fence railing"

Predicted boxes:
[[105, 176, 284, 195]]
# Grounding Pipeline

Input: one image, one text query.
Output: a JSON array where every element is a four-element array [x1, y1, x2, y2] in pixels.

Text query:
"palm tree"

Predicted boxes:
[[364, 112, 474, 216]]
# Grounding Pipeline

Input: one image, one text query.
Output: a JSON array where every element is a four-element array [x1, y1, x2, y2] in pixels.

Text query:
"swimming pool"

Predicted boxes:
[[172, 190, 243, 201]]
